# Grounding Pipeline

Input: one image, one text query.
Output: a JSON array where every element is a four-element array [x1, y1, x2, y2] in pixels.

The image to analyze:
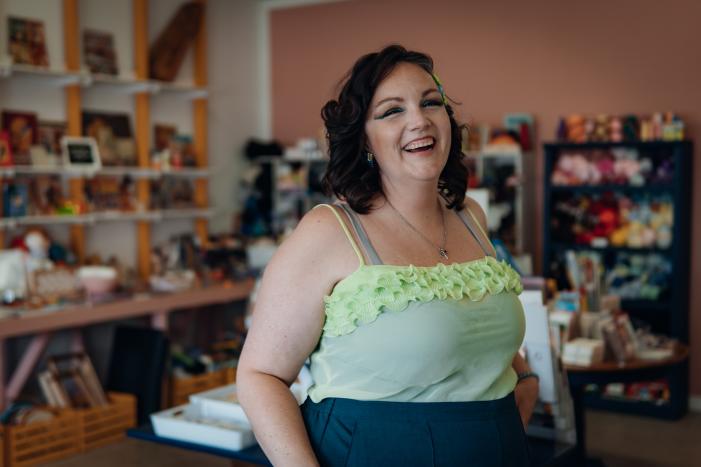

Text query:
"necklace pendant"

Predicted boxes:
[[439, 248, 449, 260]]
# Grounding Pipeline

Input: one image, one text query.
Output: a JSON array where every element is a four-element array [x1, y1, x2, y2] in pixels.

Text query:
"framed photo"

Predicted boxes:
[[38, 121, 66, 155], [61, 136, 102, 172], [1, 110, 39, 165], [83, 29, 119, 75], [0, 131, 13, 166], [7, 16, 49, 67], [0, 249, 28, 300], [154, 123, 177, 152], [82, 111, 135, 166], [29, 175, 63, 215], [33, 121, 66, 167]]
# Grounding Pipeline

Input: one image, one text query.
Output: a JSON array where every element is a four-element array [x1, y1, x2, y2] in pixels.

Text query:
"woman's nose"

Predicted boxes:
[[407, 106, 431, 131]]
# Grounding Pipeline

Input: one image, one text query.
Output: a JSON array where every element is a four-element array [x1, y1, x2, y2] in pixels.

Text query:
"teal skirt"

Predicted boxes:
[[301, 392, 531, 467]]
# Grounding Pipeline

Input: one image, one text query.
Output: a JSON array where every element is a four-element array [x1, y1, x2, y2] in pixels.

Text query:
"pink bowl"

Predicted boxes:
[[77, 266, 118, 295]]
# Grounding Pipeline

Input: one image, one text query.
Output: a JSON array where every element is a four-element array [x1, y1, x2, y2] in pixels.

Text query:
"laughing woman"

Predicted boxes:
[[237, 45, 538, 467]]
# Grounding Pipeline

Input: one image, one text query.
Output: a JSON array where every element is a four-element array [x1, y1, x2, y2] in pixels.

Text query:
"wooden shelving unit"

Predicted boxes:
[[0, 0, 210, 279]]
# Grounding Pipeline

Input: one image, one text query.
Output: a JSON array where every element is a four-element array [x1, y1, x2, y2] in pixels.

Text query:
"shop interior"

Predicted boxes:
[[0, 0, 699, 466]]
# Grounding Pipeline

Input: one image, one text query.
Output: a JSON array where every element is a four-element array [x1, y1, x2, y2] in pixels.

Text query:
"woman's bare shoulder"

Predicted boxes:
[[462, 196, 488, 230], [271, 204, 359, 278]]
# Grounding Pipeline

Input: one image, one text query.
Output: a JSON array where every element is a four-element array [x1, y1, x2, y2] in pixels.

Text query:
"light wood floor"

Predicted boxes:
[[44, 410, 701, 467]]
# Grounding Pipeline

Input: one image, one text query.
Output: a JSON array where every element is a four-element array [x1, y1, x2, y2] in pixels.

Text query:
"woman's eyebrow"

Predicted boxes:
[[375, 96, 402, 107], [375, 88, 440, 108]]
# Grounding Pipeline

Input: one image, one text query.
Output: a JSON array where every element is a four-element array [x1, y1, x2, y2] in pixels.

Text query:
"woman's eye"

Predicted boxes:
[[422, 99, 443, 108], [377, 107, 403, 119]]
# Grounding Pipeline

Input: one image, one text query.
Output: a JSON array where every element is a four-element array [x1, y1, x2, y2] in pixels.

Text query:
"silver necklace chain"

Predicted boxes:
[[385, 198, 448, 260]]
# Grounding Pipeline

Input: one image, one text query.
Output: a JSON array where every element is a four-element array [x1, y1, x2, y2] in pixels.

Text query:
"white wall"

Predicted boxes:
[[207, 0, 262, 232]]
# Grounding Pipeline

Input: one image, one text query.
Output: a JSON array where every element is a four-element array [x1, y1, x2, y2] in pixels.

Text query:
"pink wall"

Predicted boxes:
[[271, 0, 701, 395]]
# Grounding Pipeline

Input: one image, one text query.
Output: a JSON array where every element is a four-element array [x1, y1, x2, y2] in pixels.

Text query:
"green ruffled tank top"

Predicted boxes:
[[307, 203, 525, 403]]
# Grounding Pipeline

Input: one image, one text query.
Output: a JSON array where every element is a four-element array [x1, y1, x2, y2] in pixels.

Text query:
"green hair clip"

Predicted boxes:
[[432, 73, 447, 105]]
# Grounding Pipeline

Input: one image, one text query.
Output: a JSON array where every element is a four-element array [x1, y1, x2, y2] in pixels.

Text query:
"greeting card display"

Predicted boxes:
[[7, 16, 49, 67], [0, 131, 12, 166], [1, 110, 39, 165], [29, 175, 64, 215], [2, 180, 29, 217], [83, 29, 119, 75], [82, 111, 136, 166], [34, 121, 66, 167]]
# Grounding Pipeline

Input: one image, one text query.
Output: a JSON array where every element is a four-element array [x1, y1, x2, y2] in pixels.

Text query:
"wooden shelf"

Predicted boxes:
[[159, 208, 214, 220], [0, 62, 86, 86], [92, 211, 160, 222], [550, 242, 671, 255], [159, 167, 210, 178], [550, 184, 674, 195], [0, 62, 207, 98], [544, 140, 692, 151], [0, 280, 253, 340], [87, 72, 153, 93], [15, 214, 93, 226], [1, 209, 214, 228], [151, 80, 208, 99], [0, 166, 209, 179]]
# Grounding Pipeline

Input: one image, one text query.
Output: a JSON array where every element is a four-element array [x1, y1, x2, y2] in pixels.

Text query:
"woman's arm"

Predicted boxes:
[[512, 352, 539, 426], [463, 197, 539, 425], [237, 207, 352, 466]]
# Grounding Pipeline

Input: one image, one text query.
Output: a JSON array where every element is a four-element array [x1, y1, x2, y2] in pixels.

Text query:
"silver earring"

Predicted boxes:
[[367, 151, 375, 167]]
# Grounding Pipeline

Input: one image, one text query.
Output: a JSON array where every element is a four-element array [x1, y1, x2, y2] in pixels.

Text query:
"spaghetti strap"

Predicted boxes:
[[337, 204, 383, 265], [456, 208, 496, 257], [314, 204, 365, 266]]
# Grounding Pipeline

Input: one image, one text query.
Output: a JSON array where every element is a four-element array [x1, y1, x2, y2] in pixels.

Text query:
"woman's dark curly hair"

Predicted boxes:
[[321, 44, 467, 214]]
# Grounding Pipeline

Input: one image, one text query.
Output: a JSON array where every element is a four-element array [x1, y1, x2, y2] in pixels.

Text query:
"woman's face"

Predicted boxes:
[[365, 62, 451, 187]]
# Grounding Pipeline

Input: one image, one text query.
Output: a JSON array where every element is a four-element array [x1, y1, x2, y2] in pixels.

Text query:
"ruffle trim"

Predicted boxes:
[[323, 256, 522, 337]]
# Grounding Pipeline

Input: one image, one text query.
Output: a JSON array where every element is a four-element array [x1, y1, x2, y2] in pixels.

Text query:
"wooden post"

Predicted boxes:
[[134, 0, 151, 280], [193, 0, 209, 246], [63, 0, 86, 263]]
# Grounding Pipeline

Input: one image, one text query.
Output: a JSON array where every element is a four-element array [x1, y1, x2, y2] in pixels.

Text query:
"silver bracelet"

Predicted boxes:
[[517, 371, 539, 383]]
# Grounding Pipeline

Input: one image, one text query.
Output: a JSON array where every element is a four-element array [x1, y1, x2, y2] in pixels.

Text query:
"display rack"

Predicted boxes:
[[251, 156, 329, 235], [543, 140, 692, 419], [0, 0, 210, 279], [465, 146, 527, 255]]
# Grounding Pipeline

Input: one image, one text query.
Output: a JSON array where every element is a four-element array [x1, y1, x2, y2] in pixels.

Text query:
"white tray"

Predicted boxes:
[[189, 382, 308, 425], [151, 403, 256, 451]]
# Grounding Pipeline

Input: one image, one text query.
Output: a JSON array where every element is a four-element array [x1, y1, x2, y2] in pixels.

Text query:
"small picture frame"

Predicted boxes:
[[0, 130, 13, 166], [60, 136, 102, 172]]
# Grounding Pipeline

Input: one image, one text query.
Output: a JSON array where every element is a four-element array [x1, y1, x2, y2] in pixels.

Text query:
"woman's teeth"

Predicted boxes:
[[404, 138, 435, 152]]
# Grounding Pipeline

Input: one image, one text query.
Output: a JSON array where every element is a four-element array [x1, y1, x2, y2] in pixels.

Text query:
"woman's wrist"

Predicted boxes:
[[516, 371, 539, 384]]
